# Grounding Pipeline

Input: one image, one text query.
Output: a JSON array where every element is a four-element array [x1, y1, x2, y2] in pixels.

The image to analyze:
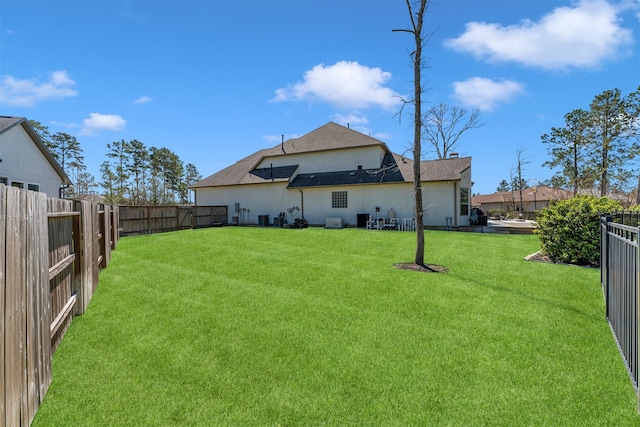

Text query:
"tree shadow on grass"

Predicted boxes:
[[393, 262, 449, 273]]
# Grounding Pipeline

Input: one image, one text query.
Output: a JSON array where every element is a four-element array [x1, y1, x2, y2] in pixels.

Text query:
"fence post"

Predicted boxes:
[[602, 215, 611, 318], [637, 222, 640, 415]]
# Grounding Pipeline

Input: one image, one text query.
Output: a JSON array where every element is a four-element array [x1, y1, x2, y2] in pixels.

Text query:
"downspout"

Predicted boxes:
[[298, 189, 304, 218], [454, 181, 458, 228]]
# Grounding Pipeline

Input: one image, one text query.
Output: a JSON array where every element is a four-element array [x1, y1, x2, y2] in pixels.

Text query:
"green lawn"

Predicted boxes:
[[32, 227, 638, 426]]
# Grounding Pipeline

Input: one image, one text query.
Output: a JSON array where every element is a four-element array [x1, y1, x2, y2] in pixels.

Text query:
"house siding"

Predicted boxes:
[[193, 123, 472, 228], [0, 124, 63, 197], [195, 180, 471, 227], [195, 182, 299, 225], [300, 183, 415, 226], [256, 145, 386, 177]]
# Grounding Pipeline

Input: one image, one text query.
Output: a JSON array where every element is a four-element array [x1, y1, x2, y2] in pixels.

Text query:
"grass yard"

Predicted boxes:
[[32, 227, 638, 426]]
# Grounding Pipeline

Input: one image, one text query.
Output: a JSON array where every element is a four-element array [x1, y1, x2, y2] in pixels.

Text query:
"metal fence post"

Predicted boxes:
[[637, 222, 640, 415], [603, 215, 611, 318]]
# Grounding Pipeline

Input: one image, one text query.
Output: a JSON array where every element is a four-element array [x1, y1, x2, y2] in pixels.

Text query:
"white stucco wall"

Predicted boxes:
[[0, 125, 63, 197], [195, 179, 471, 227], [195, 181, 302, 225], [299, 183, 415, 226], [256, 146, 386, 175]]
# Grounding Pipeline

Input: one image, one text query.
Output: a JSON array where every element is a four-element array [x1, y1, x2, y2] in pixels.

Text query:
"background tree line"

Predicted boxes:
[[30, 121, 201, 205], [493, 86, 639, 206], [541, 86, 639, 198]]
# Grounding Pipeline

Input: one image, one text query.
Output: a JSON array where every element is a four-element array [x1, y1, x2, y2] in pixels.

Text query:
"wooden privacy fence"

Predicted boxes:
[[600, 214, 640, 410], [1, 184, 118, 427], [119, 205, 227, 236]]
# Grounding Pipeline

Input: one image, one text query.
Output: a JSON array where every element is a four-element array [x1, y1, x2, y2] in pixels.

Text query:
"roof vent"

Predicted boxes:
[[449, 152, 459, 158]]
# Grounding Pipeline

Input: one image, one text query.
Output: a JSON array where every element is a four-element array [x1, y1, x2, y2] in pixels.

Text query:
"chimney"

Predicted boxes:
[[449, 152, 459, 158]]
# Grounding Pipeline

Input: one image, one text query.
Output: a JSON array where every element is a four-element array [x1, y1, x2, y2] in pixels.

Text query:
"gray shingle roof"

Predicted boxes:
[[394, 154, 471, 182], [250, 165, 298, 180], [471, 185, 573, 205], [278, 121, 386, 154], [192, 122, 471, 189], [0, 116, 24, 133], [288, 152, 405, 188]]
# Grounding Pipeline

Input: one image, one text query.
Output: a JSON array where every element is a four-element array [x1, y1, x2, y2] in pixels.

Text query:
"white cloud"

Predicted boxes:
[[331, 113, 373, 135], [273, 61, 401, 110], [0, 70, 78, 107], [80, 113, 126, 136], [332, 113, 369, 127], [134, 95, 153, 104], [50, 120, 77, 130], [451, 77, 525, 111], [444, 0, 634, 69]]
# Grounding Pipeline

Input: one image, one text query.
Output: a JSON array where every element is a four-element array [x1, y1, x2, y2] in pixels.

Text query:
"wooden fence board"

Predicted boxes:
[[25, 190, 39, 424], [5, 186, 26, 427], [1, 185, 117, 426], [74, 200, 89, 315], [0, 184, 6, 425], [47, 199, 72, 354], [119, 205, 228, 236], [92, 203, 100, 293], [34, 192, 52, 405], [0, 185, 7, 423], [178, 207, 191, 230], [110, 206, 119, 250]]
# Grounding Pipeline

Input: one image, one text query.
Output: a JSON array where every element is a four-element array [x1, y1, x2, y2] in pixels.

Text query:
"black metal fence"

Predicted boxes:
[[601, 214, 639, 398], [611, 211, 640, 227]]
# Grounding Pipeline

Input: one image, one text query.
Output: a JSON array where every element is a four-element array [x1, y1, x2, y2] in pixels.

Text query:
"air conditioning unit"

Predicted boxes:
[[325, 216, 344, 229]]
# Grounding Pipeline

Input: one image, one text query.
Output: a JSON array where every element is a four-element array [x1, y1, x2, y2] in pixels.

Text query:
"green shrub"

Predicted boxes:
[[534, 196, 622, 265]]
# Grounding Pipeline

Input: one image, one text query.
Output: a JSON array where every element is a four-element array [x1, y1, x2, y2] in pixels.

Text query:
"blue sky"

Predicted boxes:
[[1, 0, 639, 195]]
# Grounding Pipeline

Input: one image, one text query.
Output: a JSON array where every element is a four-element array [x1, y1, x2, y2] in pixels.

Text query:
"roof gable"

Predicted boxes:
[[192, 122, 471, 189], [0, 116, 71, 184], [275, 122, 386, 155]]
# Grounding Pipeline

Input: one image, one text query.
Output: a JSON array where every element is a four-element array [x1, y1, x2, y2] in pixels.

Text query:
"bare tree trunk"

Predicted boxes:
[[397, 0, 428, 266], [412, 14, 425, 265], [515, 148, 529, 214]]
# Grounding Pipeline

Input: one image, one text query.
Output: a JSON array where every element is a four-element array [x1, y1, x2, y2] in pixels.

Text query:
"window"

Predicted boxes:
[[460, 188, 469, 215], [28, 183, 40, 192], [332, 191, 348, 208], [11, 181, 24, 189], [0, 177, 7, 185]]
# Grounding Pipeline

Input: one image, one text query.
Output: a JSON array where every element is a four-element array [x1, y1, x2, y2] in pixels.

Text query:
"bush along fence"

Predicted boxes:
[[118, 205, 227, 237], [1, 184, 118, 427], [600, 213, 640, 411]]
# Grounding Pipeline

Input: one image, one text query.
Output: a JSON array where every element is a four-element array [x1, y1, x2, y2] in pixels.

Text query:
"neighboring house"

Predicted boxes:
[[192, 122, 472, 228], [472, 185, 573, 215], [0, 116, 71, 198]]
